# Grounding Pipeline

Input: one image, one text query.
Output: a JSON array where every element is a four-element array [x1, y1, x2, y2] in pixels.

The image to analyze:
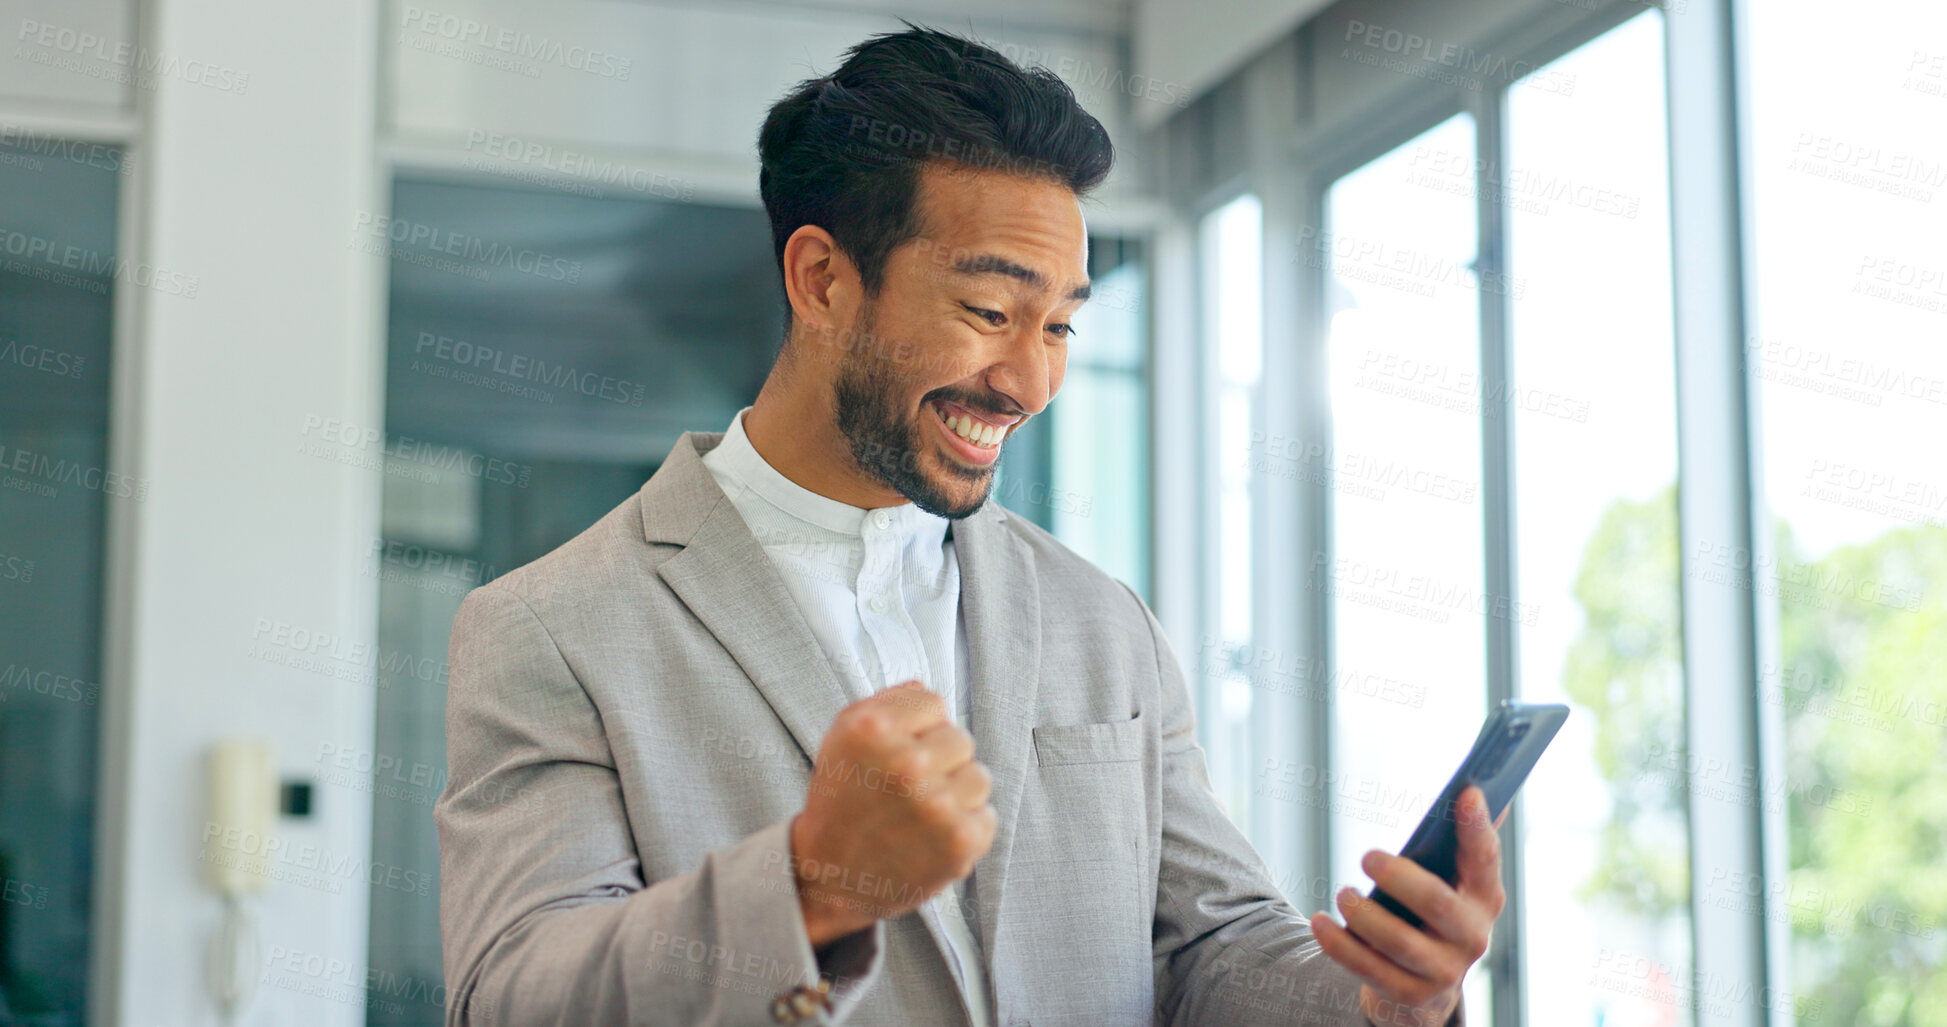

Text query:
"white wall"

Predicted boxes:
[[93, 0, 385, 1024], [382, 0, 1158, 213]]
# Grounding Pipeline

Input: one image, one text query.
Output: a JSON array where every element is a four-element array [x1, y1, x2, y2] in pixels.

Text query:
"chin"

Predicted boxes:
[[905, 445, 994, 520]]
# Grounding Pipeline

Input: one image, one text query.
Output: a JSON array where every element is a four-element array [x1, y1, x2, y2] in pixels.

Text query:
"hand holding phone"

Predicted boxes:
[[1367, 701, 1568, 927]]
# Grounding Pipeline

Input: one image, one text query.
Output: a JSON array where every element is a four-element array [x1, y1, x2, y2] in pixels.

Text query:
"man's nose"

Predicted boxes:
[[983, 326, 1052, 416]]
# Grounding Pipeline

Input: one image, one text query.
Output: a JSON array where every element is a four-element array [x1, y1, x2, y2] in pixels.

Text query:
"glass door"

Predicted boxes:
[[0, 132, 125, 1027]]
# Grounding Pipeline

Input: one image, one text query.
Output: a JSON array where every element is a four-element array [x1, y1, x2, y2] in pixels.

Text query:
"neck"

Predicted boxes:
[[742, 359, 906, 510]]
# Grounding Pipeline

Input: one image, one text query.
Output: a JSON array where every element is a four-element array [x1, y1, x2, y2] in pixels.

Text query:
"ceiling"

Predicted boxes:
[[632, 0, 1136, 35]]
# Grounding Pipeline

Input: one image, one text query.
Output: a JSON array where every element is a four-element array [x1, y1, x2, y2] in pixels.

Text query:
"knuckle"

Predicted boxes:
[[965, 809, 998, 853], [935, 724, 972, 753], [915, 791, 959, 825], [843, 708, 892, 742], [886, 748, 929, 781], [902, 686, 943, 714], [947, 818, 984, 857]]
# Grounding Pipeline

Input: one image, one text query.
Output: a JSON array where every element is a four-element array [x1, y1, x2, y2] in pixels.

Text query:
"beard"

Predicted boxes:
[[832, 302, 997, 520]]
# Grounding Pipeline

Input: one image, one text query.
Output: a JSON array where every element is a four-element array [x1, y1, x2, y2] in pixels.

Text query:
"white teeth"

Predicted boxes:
[[938, 404, 1001, 449]]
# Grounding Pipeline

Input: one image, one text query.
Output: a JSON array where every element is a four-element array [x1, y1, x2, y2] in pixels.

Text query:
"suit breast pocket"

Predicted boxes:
[[1007, 710, 1153, 1019], [1031, 710, 1145, 767], [1018, 710, 1147, 868]]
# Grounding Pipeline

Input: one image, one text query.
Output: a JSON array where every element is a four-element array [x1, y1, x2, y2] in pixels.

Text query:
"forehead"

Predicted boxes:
[[902, 164, 1090, 291]]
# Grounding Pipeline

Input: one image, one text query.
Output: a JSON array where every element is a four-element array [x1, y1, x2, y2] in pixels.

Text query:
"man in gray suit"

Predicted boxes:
[[436, 25, 1505, 1027]]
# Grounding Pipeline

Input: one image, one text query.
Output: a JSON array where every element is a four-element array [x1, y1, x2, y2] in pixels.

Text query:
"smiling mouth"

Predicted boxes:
[[933, 402, 1005, 449]]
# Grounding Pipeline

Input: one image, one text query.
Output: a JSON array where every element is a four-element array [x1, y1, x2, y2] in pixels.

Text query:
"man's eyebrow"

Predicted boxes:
[[950, 253, 1092, 302]]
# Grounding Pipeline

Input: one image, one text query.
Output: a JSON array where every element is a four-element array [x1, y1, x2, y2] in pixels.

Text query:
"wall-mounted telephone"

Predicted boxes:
[[204, 739, 275, 1021]]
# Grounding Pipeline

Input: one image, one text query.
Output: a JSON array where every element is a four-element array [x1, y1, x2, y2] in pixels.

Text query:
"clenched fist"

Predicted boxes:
[[789, 681, 996, 946]]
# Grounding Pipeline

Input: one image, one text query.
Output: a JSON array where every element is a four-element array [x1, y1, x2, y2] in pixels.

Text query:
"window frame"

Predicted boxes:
[[1181, 2, 1784, 1024]]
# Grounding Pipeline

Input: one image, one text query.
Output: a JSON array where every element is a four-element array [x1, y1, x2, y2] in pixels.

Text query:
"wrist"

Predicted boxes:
[[1359, 983, 1459, 1027], [789, 814, 871, 948]]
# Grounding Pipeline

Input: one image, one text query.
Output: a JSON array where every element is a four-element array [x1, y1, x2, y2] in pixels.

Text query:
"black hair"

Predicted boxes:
[[757, 23, 1114, 304]]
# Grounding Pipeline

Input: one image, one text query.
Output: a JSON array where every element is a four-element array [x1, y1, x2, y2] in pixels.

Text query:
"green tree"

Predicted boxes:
[[1566, 485, 1947, 1025]]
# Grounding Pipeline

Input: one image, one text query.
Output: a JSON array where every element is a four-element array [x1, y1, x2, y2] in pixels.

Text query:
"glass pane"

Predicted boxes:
[[1199, 194, 1262, 828], [1746, 2, 1947, 1023], [1054, 243, 1148, 596], [367, 177, 778, 1026], [0, 134, 123, 1026], [1320, 113, 1490, 1014], [1504, 13, 1695, 1026], [996, 237, 1150, 598]]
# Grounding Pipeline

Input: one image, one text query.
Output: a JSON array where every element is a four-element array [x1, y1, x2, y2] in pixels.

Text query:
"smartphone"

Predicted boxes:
[[1366, 700, 1569, 929]]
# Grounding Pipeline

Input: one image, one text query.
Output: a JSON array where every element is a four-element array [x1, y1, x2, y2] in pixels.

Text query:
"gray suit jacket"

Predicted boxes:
[[436, 431, 1431, 1026]]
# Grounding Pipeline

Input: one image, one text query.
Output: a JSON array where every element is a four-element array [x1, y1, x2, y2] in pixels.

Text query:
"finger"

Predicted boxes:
[[1335, 887, 1451, 981], [1455, 787, 1505, 905], [943, 758, 993, 809], [1308, 911, 1428, 1000], [914, 721, 977, 772], [942, 803, 998, 880], [969, 803, 999, 858], [1362, 851, 1470, 944]]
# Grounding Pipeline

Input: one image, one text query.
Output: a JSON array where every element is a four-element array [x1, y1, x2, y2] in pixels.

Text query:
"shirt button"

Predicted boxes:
[[872, 510, 892, 530], [869, 596, 889, 614]]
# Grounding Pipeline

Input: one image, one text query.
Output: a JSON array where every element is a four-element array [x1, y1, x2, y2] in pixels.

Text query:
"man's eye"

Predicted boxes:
[[1047, 323, 1076, 340], [963, 305, 1006, 326]]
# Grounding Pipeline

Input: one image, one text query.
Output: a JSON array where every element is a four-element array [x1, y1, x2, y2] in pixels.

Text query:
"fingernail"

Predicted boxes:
[[1338, 886, 1359, 904], [1361, 850, 1384, 875]]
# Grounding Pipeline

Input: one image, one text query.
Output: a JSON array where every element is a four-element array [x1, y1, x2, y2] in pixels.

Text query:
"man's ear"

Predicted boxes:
[[781, 225, 859, 338]]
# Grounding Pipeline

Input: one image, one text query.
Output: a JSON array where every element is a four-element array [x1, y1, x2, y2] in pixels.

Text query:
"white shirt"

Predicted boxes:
[[703, 408, 994, 1027]]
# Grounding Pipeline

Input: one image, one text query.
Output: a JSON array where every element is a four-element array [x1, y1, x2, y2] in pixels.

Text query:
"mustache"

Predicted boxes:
[[923, 387, 1023, 421]]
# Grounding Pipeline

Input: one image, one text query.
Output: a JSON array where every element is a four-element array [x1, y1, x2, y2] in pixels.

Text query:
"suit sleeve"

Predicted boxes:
[[435, 586, 887, 1026], [1127, 585, 1464, 1027]]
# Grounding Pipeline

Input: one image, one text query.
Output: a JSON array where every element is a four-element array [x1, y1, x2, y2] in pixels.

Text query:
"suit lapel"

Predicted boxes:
[[655, 496, 855, 768], [641, 434, 1040, 1021], [953, 503, 1042, 1013], [642, 433, 855, 767]]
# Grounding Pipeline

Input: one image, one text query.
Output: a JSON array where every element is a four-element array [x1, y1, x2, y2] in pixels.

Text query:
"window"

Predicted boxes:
[[1320, 111, 1492, 1018], [369, 177, 780, 1026], [0, 134, 123, 1027], [1199, 194, 1264, 825], [1187, 6, 1707, 1021], [1504, 14, 1693, 1025], [995, 237, 1152, 597], [1745, 1, 1947, 1021], [1048, 241, 1151, 597]]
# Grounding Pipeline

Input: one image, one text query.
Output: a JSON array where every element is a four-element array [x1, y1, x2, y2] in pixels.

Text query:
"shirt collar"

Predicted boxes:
[[711, 407, 950, 545]]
